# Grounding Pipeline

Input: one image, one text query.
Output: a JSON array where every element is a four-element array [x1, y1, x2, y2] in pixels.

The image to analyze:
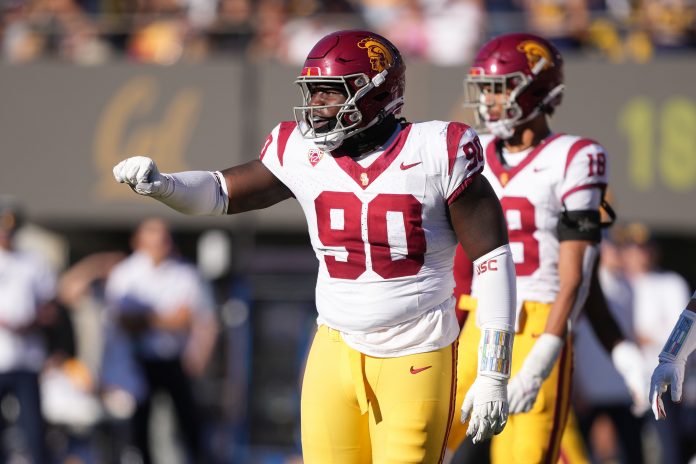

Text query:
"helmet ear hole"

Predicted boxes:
[[374, 91, 389, 101]]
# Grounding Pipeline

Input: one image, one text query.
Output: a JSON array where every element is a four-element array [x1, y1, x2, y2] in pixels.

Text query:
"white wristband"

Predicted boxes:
[[157, 171, 229, 216], [478, 327, 514, 379]]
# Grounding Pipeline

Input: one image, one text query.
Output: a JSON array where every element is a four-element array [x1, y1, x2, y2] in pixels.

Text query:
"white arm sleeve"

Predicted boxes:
[[473, 244, 516, 379], [157, 171, 229, 216], [474, 244, 516, 332]]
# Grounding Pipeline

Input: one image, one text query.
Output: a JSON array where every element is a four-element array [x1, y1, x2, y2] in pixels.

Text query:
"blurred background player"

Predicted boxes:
[[111, 29, 518, 462], [622, 223, 694, 464], [444, 32, 645, 464], [0, 197, 57, 463], [568, 234, 646, 464], [102, 217, 218, 463]]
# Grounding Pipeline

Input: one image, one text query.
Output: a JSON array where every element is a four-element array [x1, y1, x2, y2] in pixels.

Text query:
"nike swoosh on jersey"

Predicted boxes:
[[409, 365, 432, 374], [400, 161, 422, 170]]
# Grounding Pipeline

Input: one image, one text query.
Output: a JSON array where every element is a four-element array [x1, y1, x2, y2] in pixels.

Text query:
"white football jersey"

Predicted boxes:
[[476, 133, 609, 306], [260, 120, 484, 339]]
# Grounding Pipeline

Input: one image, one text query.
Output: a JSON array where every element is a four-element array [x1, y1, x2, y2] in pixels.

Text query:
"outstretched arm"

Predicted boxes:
[[650, 293, 696, 419], [113, 157, 292, 215], [220, 160, 293, 213], [449, 175, 516, 444]]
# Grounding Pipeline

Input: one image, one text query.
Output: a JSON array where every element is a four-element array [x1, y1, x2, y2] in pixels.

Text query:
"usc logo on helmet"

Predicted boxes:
[[358, 38, 393, 72], [516, 40, 554, 72]]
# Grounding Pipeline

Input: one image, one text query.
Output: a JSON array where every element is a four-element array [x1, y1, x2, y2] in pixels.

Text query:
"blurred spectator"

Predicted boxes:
[[484, 0, 525, 38], [2, 0, 46, 63], [419, 0, 484, 66], [636, 0, 696, 50], [58, 251, 126, 379], [2, 0, 112, 63], [207, 0, 254, 54], [0, 197, 57, 463], [520, 0, 593, 49], [279, 14, 350, 64], [128, 17, 187, 64], [3, 0, 696, 63], [571, 236, 645, 464], [378, 0, 430, 60], [357, 0, 403, 29], [622, 223, 693, 464], [102, 217, 218, 464], [245, 0, 287, 61], [373, 0, 485, 66], [38, 251, 127, 463]]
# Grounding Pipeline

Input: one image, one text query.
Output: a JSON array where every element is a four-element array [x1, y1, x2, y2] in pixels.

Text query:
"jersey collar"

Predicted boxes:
[[485, 133, 563, 187], [332, 123, 412, 190]]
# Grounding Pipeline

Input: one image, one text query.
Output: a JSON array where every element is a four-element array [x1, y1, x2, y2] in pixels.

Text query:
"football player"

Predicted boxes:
[[444, 32, 645, 464], [650, 291, 696, 420], [113, 30, 517, 463]]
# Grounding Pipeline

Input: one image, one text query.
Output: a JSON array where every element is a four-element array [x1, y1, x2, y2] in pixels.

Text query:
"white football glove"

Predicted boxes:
[[507, 368, 544, 414], [461, 375, 508, 444], [611, 340, 650, 416], [650, 360, 685, 420], [649, 308, 696, 420], [113, 156, 171, 197], [507, 333, 563, 414]]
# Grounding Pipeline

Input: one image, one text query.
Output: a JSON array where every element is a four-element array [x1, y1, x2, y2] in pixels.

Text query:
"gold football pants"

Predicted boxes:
[[447, 298, 574, 464], [301, 325, 457, 464]]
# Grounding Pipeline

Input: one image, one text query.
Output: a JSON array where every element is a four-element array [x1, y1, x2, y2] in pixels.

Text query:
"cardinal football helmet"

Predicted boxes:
[[464, 33, 564, 139], [294, 30, 405, 150]]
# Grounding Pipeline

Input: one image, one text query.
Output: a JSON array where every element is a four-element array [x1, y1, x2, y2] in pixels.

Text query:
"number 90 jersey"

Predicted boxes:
[[260, 120, 484, 337], [477, 133, 609, 307]]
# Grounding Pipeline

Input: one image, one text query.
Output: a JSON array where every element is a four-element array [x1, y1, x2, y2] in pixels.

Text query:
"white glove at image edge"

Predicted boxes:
[[650, 309, 696, 420]]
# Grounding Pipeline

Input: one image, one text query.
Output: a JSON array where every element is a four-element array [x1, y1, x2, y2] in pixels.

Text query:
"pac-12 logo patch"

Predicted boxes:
[[308, 149, 324, 166]]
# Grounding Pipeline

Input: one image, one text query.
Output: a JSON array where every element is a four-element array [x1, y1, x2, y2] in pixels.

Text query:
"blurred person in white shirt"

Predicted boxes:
[[571, 235, 645, 464], [0, 197, 57, 463], [103, 217, 218, 464], [622, 223, 692, 464]]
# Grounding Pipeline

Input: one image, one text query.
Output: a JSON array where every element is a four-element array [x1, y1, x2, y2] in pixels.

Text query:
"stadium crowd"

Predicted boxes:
[[1, 0, 696, 65]]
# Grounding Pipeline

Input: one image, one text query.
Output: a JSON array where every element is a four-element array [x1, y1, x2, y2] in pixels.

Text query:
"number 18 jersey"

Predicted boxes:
[[260, 120, 484, 354], [476, 133, 609, 309]]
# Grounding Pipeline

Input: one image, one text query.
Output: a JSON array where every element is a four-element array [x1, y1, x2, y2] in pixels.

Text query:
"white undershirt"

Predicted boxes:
[[0, 249, 56, 372]]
